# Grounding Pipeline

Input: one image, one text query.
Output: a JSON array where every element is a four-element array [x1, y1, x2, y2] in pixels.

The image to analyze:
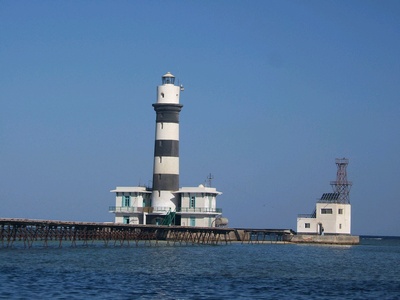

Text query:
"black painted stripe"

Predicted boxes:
[[153, 103, 183, 112], [152, 174, 179, 191], [155, 111, 180, 123], [153, 103, 183, 123], [154, 140, 179, 157]]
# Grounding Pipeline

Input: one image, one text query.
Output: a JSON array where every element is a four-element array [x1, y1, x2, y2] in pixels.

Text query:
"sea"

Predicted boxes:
[[0, 236, 399, 299]]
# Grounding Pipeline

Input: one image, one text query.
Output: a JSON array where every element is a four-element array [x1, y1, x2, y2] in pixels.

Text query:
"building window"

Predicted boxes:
[[339, 224, 342, 229], [123, 216, 130, 224], [321, 208, 333, 214], [190, 217, 195, 227], [305, 223, 310, 228], [123, 196, 130, 207], [190, 196, 196, 208], [338, 208, 343, 214]]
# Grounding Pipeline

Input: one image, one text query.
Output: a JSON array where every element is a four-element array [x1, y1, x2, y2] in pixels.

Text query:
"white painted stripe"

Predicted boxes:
[[153, 157, 179, 174], [151, 191, 177, 211], [157, 85, 180, 104], [155, 123, 179, 140]]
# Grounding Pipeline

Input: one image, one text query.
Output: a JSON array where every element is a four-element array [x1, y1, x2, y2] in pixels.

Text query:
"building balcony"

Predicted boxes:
[[176, 207, 222, 214], [109, 206, 149, 213], [109, 206, 222, 214]]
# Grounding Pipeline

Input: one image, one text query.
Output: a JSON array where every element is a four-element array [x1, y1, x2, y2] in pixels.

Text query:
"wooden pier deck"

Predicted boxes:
[[0, 218, 295, 248]]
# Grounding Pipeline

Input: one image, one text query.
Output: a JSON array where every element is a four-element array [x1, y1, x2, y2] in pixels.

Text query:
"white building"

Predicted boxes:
[[109, 187, 152, 225], [109, 72, 224, 227], [297, 158, 353, 235], [109, 184, 222, 226], [176, 185, 222, 227], [297, 193, 351, 235]]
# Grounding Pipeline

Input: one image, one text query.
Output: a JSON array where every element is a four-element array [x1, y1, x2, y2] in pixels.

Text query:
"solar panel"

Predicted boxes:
[[320, 193, 340, 201]]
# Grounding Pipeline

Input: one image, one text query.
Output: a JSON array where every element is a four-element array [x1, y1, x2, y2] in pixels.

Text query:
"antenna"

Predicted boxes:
[[207, 173, 214, 187]]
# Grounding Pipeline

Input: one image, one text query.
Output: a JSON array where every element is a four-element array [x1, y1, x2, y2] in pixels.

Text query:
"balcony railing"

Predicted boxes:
[[109, 206, 144, 213], [176, 207, 222, 213], [297, 214, 316, 218], [109, 206, 222, 214]]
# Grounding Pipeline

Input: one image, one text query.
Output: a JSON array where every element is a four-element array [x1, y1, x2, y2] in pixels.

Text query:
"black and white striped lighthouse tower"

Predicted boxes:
[[151, 72, 183, 212]]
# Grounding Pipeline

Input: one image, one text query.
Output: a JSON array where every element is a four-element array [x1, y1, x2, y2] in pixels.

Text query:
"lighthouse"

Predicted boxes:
[[151, 72, 183, 213], [110, 72, 224, 227]]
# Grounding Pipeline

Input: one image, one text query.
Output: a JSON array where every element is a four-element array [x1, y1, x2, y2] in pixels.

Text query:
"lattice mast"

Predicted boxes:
[[330, 158, 352, 204]]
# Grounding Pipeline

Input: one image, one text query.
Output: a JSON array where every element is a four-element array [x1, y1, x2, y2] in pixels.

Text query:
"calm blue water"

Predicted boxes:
[[0, 237, 399, 299]]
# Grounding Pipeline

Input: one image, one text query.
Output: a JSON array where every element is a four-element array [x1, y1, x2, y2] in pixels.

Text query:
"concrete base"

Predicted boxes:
[[289, 234, 360, 245]]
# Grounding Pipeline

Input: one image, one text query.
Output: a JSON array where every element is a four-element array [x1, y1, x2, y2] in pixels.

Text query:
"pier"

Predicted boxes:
[[0, 218, 235, 248], [0, 218, 295, 248], [235, 228, 296, 244]]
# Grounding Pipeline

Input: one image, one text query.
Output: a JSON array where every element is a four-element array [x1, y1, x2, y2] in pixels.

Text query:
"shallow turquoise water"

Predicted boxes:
[[0, 237, 399, 299]]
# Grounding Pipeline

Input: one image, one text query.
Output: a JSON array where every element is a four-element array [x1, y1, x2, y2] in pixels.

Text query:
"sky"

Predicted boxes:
[[1, 1, 399, 236]]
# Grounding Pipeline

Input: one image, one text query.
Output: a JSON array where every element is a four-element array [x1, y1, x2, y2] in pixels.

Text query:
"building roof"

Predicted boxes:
[[110, 185, 222, 195], [110, 186, 152, 194], [177, 184, 222, 195]]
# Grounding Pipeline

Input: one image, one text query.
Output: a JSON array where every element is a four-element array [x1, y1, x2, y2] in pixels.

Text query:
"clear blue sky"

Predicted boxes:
[[1, 1, 399, 236]]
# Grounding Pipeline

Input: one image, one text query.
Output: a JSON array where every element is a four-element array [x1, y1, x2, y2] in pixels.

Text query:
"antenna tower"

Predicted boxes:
[[330, 158, 352, 204]]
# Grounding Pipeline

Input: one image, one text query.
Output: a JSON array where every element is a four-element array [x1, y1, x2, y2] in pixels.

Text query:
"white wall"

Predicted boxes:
[[180, 193, 217, 210], [181, 216, 214, 227], [116, 192, 150, 208], [112, 188, 152, 224], [297, 203, 351, 235], [297, 217, 318, 234], [316, 203, 351, 234]]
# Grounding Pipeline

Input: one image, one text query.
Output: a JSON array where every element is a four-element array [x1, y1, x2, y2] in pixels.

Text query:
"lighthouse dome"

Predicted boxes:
[[162, 72, 175, 84]]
